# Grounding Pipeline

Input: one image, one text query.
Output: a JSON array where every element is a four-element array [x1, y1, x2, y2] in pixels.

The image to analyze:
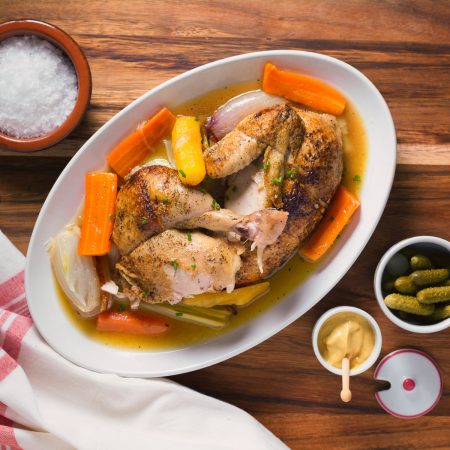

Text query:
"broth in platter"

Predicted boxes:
[[56, 80, 367, 350]]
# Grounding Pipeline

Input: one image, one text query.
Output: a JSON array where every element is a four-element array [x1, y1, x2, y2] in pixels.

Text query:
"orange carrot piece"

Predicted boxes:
[[78, 172, 118, 256], [107, 107, 176, 177], [96, 310, 169, 335], [262, 62, 346, 116], [299, 186, 360, 262]]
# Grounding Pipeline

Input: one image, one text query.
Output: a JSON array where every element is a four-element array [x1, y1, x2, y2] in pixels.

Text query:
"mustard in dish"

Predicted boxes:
[[318, 312, 375, 369]]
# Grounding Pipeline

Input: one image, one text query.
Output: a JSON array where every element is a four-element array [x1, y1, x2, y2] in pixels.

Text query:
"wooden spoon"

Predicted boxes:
[[340, 357, 352, 402]]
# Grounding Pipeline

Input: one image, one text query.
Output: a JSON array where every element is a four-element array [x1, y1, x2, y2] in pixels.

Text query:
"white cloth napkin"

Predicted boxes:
[[0, 230, 287, 450]]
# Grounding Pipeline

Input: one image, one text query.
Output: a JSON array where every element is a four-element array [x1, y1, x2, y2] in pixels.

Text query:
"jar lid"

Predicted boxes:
[[374, 349, 442, 418]]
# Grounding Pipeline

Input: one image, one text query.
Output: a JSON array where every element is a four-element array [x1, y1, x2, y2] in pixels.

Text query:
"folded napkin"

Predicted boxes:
[[0, 230, 286, 450]]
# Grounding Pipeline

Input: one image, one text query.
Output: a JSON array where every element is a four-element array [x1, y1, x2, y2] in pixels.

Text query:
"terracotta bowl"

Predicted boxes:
[[0, 19, 91, 152]]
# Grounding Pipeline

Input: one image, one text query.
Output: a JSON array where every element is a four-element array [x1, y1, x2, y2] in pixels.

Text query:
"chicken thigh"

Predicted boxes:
[[116, 229, 244, 304]]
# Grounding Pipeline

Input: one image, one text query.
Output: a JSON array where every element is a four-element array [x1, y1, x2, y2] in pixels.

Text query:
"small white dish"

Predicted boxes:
[[312, 306, 382, 376], [26, 50, 396, 377], [374, 236, 450, 334]]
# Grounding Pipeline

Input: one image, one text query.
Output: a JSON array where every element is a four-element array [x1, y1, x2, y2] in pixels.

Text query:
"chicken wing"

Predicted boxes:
[[203, 104, 304, 194]]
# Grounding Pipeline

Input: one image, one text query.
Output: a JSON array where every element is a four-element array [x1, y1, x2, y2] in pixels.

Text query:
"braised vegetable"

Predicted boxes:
[[394, 276, 418, 295], [410, 269, 449, 287], [172, 116, 206, 185], [182, 282, 270, 308], [141, 302, 232, 329], [96, 310, 169, 335], [49, 224, 101, 318], [299, 186, 360, 262], [384, 293, 434, 316], [262, 62, 346, 115], [410, 254, 433, 270], [107, 107, 176, 177], [78, 172, 118, 256], [417, 286, 450, 304]]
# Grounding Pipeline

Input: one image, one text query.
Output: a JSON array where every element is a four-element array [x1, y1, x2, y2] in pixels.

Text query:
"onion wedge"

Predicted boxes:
[[205, 90, 285, 140], [48, 224, 101, 318]]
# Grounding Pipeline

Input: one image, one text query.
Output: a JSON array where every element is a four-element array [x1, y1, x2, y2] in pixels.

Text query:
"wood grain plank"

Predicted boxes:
[[3, 1, 450, 43], [1, 2, 449, 164]]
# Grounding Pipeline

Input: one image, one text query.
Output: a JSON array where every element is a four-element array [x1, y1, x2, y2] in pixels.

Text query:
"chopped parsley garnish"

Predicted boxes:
[[264, 160, 270, 171], [179, 169, 187, 178], [176, 312, 183, 317], [141, 217, 148, 225], [109, 214, 113, 221], [232, 185, 237, 192], [286, 167, 298, 179], [173, 260, 178, 271], [211, 199, 221, 210], [191, 264, 197, 269], [329, 216, 335, 222], [187, 231, 192, 241], [143, 289, 149, 297], [118, 303, 127, 312], [195, 117, 199, 122], [272, 176, 283, 185], [162, 197, 170, 204], [200, 188, 208, 194], [353, 175, 361, 182]]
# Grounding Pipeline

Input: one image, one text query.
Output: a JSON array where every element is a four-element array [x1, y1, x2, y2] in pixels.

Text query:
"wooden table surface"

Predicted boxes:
[[1, 1, 449, 448]]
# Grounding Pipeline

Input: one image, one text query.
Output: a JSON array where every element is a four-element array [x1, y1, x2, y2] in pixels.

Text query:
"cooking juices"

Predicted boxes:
[[58, 81, 368, 350], [318, 312, 375, 369]]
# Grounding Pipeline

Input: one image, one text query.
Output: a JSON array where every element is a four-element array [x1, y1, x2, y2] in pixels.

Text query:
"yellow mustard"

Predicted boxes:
[[318, 312, 375, 369]]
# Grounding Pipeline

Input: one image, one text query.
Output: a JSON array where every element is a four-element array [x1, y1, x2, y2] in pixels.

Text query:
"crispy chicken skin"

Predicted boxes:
[[113, 165, 213, 255], [113, 105, 343, 299], [235, 108, 344, 285], [113, 165, 288, 256], [116, 230, 243, 304], [204, 104, 304, 193]]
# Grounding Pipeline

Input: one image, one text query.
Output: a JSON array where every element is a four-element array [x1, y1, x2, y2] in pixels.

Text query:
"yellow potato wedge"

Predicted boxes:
[[172, 116, 206, 185], [183, 282, 270, 308]]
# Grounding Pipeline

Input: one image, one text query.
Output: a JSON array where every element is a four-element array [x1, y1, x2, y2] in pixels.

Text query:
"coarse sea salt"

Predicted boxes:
[[0, 35, 78, 139]]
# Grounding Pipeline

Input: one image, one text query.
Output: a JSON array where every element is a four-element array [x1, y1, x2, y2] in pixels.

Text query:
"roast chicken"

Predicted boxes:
[[113, 165, 288, 255], [112, 103, 343, 304]]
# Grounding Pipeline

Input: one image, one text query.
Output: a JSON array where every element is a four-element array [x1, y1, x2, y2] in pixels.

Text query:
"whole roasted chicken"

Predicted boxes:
[[113, 103, 343, 304]]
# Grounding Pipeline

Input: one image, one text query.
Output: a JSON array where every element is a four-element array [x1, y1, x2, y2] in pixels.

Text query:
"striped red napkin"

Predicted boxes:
[[0, 230, 286, 450]]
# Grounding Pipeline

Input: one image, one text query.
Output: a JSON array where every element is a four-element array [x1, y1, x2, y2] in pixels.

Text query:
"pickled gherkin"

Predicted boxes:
[[384, 293, 435, 316], [410, 254, 433, 270], [430, 304, 450, 321], [410, 269, 449, 287], [417, 286, 450, 304], [383, 280, 395, 293], [394, 276, 418, 295]]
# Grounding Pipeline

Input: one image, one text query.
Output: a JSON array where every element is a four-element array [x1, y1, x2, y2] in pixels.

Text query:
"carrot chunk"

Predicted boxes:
[[107, 107, 176, 177], [96, 310, 169, 335], [299, 186, 360, 262], [78, 172, 118, 256], [262, 62, 346, 116]]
